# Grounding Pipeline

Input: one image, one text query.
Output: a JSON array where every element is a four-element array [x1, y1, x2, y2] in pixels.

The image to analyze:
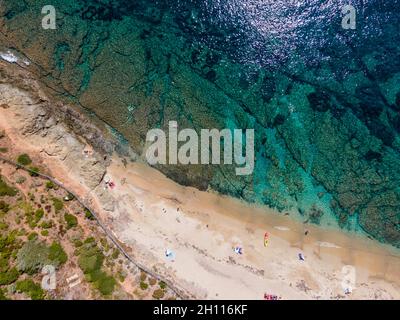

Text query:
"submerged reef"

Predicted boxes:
[[1, 0, 400, 247]]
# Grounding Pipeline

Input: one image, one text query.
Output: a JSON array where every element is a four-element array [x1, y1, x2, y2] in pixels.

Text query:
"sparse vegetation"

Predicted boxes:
[[52, 198, 63, 213], [15, 176, 26, 184], [0, 156, 172, 301]]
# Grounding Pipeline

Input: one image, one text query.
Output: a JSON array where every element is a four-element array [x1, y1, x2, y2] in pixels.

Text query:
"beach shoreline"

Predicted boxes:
[[1, 61, 399, 300]]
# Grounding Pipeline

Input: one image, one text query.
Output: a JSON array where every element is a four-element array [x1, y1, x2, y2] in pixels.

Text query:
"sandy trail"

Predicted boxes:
[[0, 67, 399, 300]]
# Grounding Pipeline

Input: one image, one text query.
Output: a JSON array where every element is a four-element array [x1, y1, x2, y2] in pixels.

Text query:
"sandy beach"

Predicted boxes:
[[1, 61, 399, 300]]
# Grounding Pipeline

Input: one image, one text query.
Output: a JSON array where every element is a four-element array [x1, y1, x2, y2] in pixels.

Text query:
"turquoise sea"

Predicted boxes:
[[1, 0, 400, 247]]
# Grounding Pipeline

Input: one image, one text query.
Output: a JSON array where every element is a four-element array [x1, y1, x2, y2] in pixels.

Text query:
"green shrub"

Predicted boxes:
[[159, 281, 167, 290], [0, 267, 19, 285], [117, 271, 126, 282], [27, 232, 38, 241], [149, 278, 157, 286], [28, 167, 39, 177], [40, 230, 49, 237], [0, 201, 10, 213], [84, 237, 95, 244], [0, 176, 18, 197], [45, 181, 55, 190], [140, 272, 147, 282], [28, 221, 37, 229], [0, 147, 8, 153], [34, 209, 44, 222], [16, 279, 45, 300], [100, 238, 109, 251], [40, 220, 53, 229], [93, 271, 116, 296], [0, 288, 8, 300], [48, 242, 67, 266], [140, 281, 148, 290], [64, 213, 78, 229], [17, 154, 32, 166], [111, 249, 119, 260], [78, 245, 104, 275], [73, 240, 83, 248], [0, 231, 19, 258], [78, 243, 115, 296], [52, 198, 63, 213], [152, 289, 165, 299], [84, 209, 95, 220]]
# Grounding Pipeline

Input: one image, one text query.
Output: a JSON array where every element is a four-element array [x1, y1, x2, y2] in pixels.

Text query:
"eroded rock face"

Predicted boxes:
[[0, 65, 111, 195], [1, 1, 400, 247]]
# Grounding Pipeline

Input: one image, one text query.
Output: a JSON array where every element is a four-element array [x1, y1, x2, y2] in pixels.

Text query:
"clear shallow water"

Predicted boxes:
[[1, 0, 400, 247]]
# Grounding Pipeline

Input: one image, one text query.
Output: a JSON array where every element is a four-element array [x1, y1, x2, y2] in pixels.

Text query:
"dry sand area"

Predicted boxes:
[[0, 62, 399, 300]]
